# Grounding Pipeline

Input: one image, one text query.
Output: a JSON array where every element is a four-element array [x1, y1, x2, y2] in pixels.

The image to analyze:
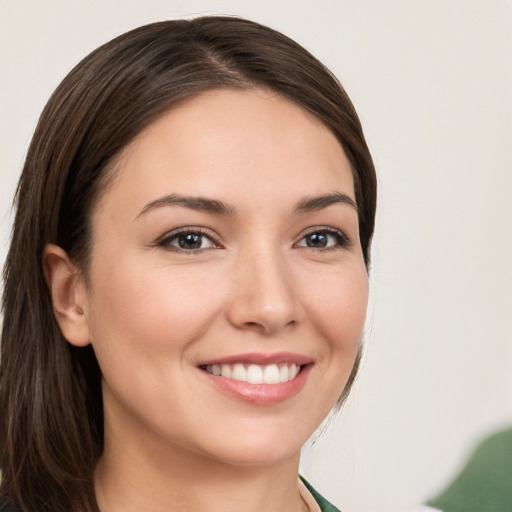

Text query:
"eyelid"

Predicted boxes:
[[294, 226, 352, 249], [156, 227, 222, 251]]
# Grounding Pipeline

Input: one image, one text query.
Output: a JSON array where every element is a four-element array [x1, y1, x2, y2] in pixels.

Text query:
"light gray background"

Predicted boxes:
[[1, 1, 511, 511]]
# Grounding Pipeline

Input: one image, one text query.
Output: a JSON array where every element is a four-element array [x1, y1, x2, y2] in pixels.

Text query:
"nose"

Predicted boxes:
[[226, 246, 301, 335]]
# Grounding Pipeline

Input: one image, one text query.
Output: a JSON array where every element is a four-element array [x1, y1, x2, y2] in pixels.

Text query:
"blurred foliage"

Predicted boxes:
[[427, 427, 512, 512]]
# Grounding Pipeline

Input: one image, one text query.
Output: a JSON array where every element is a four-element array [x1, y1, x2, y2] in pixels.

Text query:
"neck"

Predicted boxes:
[[95, 420, 307, 512]]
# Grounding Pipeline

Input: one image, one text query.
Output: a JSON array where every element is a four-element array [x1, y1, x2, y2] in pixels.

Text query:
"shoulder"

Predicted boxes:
[[300, 476, 341, 512]]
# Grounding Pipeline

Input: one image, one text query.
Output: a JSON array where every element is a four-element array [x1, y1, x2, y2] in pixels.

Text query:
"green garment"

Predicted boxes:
[[301, 476, 341, 512], [427, 427, 512, 512]]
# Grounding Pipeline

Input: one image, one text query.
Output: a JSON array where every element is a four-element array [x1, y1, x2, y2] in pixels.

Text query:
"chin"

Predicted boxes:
[[211, 444, 301, 468], [192, 421, 313, 469]]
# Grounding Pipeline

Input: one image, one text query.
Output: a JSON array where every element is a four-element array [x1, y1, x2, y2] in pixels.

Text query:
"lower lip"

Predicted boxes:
[[200, 364, 312, 405]]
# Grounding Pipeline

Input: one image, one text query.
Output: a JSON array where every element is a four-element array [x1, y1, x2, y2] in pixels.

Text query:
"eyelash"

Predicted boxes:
[[295, 227, 351, 251], [156, 227, 351, 253], [156, 228, 221, 254]]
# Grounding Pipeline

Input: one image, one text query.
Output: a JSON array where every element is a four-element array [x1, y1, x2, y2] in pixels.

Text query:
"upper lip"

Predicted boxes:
[[197, 352, 313, 367]]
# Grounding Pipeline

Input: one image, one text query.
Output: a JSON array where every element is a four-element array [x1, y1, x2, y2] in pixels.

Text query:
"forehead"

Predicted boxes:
[[96, 88, 354, 217]]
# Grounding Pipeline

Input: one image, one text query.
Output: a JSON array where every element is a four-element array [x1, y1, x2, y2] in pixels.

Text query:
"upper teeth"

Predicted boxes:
[[205, 363, 301, 384]]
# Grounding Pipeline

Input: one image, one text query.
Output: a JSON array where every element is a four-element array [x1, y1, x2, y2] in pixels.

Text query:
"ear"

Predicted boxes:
[[43, 244, 91, 347]]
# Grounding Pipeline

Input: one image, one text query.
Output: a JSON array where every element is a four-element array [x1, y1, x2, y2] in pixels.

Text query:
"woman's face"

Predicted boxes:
[[79, 88, 368, 467]]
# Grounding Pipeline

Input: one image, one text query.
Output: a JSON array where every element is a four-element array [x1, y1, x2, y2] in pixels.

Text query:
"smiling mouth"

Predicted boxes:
[[200, 363, 304, 385]]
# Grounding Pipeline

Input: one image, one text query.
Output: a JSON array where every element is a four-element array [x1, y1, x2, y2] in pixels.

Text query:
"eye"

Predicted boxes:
[[157, 229, 218, 252], [295, 229, 350, 250]]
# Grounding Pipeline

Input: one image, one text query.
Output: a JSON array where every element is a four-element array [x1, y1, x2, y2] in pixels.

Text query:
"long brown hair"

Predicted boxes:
[[0, 16, 376, 511]]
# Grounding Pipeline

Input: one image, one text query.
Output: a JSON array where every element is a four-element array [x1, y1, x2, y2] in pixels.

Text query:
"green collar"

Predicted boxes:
[[300, 476, 341, 512]]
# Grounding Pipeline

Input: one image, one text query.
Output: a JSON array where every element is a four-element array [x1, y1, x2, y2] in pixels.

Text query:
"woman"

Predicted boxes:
[[0, 16, 376, 512]]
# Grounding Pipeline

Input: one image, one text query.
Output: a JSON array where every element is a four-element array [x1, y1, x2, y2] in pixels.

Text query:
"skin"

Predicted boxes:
[[45, 88, 368, 512]]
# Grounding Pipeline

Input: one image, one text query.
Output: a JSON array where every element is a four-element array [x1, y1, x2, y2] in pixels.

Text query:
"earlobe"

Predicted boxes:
[[43, 244, 91, 347]]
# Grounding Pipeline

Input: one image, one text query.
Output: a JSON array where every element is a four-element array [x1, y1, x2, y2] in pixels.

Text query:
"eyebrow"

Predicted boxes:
[[136, 194, 236, 219], [136, 191, 357, 220], [294, 192, 358, 213]]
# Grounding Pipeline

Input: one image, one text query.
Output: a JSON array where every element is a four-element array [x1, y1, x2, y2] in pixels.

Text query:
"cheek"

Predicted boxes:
[[86, 257, 224, 358], [293, 262, 368, 419], [300, 262, 368, 352]]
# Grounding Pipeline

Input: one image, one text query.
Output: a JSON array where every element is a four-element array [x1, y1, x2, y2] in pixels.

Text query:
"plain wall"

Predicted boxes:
[[1, 1, 511, 510]]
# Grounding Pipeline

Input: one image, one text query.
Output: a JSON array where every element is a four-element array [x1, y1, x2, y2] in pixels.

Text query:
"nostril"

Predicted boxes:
[[240, 319, 297, 335], [242, 321, 271, 334]]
